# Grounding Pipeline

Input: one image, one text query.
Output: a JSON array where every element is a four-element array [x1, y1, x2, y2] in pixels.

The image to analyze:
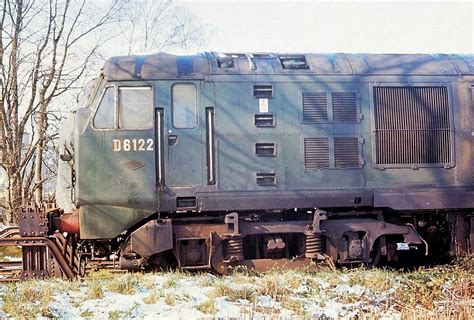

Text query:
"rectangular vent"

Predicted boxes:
[[217, 57, 234, 68], [254, 114, 275, 127], [256, 172, 276, 185], [255, 143, 276, 156], [279, 55, 309, 69], [304, 138, 330, 169], [374, 86, 451, 165], [176, 197, 197, 208], [334, 137, 360, 168], [332, 92, 357, 122], [302, 92, 327, 122], [254, 85, 273, 98]]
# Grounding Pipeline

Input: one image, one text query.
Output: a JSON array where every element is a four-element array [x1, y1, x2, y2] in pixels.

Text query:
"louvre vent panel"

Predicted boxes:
[[255, 143, 276, 156], [334, 137, 360, 168], [332, 92, 357, 122], [256, 172, 276, 186], [376, 131, 451, 165], [373, 86, 451, 165], [304, 138, 330, 169], [254, 85, 273, 98], [254, 114, 275, 127], [302, 92, 327, 122]]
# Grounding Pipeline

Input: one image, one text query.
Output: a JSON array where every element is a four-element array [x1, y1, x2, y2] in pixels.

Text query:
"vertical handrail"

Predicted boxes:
[[155, 109, 164, 185], [206, 107, 216, 185]]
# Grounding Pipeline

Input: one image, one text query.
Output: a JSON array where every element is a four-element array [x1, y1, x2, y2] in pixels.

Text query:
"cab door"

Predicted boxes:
[[165, 82, 206, 187]]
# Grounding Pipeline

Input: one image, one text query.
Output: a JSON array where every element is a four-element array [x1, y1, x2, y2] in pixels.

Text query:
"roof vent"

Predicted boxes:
[[279, 55, 309, 70]]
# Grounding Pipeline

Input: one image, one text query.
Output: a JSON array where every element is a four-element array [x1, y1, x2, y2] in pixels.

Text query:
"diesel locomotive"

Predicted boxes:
[[3, 52, 474, 278]]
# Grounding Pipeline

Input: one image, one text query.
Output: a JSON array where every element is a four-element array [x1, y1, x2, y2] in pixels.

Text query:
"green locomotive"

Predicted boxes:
[[49, 52, 474, 274]]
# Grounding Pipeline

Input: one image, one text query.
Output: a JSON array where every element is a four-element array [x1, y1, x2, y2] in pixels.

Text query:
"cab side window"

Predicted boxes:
[[172, 83, 197, 128], [119, 87, 153, 129], [93, 86, 153, 130], [93, 87, 115, 129]]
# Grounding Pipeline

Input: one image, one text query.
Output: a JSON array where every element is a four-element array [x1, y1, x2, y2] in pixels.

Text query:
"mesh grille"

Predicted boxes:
[[332, 92, 357, 122], [302, 92, 327, 122], [304, 138, 330, 169], [334, 137, 360, 168], [374, 86, 451, 165]]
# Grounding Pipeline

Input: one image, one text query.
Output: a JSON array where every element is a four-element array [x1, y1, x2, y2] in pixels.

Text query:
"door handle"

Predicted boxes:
[[168, 134, 178, 146]]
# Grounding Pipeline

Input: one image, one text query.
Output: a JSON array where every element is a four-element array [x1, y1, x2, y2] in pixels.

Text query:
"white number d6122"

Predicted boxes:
[[113, 138, 154, 152]]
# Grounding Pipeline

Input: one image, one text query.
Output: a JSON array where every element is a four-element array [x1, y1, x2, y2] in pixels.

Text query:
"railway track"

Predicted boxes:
[[0, 260, 23, 281], [0, 258, 126, 282]]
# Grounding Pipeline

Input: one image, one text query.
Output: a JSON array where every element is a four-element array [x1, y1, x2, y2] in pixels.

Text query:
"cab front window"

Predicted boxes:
[[93, 85, 153, 130], [93, 86, 114, 129]]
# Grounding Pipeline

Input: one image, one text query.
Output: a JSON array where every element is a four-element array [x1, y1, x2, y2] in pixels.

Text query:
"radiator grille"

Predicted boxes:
[[332, 92, 357, 122], [302, 92, 327, 122], [374, 86, 451, 165], [304, 138, 330, 169], [334, 137, 360, 168]]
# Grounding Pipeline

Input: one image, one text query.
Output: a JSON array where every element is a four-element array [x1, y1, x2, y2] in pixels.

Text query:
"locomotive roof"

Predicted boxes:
[[102, 52, 474, 80]]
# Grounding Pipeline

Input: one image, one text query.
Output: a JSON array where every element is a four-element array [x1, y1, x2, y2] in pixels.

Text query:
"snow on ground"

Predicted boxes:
[[0, 264, 471, 319]]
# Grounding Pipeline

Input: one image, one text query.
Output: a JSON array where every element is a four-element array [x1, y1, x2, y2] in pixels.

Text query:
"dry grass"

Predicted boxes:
[[208, 281, 256, 302], [392, 261, 473, 319], [0, 259, 471, 319], [1, 281, 55, 319], [0, 246, 22, 260], [196, 299, 217, 315], [87, 281, 105, 299], [80, 309, 94, 318], [143, 290, 162, 304], [105, 274, 138, 295], [164, 293, 175, 306]]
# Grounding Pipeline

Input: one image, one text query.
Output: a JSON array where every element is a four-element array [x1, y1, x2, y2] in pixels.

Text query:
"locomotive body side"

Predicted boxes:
[[57, 52, 474, 271]]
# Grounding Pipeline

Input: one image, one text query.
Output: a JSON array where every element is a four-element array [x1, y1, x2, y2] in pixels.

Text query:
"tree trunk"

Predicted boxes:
[[33, 101, 47, 206], [5, 170, 21, 225]]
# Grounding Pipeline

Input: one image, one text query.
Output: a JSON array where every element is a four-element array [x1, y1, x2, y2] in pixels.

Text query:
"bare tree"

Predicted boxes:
[[116, 0, 206, 55], [0, 0, 122, 224], [0, 0, 206, 225]]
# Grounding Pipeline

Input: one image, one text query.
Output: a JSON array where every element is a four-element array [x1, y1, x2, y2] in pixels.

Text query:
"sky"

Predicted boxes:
[[175, 0, 473, 54]]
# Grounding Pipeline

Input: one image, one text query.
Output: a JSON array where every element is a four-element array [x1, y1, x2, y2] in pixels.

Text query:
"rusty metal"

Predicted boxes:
[[449, 215, 469, 256], [470, 216, 474, 255], [129, 219, 173, 257], [225, 238, 244, 263], [305, 234, 323, 259], [59, 210, 80, 235], [19, 206, 49, 237], [0, 236, 76, 279], [0, 226, 20, 238]]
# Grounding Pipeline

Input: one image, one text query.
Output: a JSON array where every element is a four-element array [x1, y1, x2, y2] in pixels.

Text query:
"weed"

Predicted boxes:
[[163, 276, 178, 289], [80, 309, 94, 318], [143, 291, 162, 304], [367, 263, 474, 319], [164, 293, 175, 306], [347, 268, 395, 292], [108, 310, 121, 320], [106, 274, 138, 295], [208, 282, 256, 302], [87, 281, 104, 299], [139, 275, 157, 289], [1, 281, 54, 318], [257, 276, 291, 299], [196, 299, 217, 314], [281, 297, 306, 316], [86, 269, 113, 280]]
